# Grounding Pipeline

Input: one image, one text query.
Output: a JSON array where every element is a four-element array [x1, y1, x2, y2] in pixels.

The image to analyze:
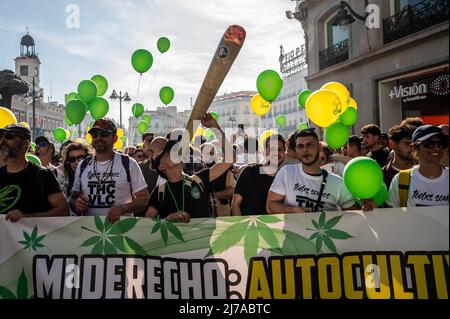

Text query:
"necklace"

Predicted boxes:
[[166, 175, 185, 212], [92, 155, 115, 183]]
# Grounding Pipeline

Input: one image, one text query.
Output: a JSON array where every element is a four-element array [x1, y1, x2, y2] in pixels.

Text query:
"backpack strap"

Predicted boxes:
[[185, 174, 205, 193], [313, 169, 328, 212], [120, 154, 133, 196], [398, 169, 412, 207], [158, 182, 166, 204]]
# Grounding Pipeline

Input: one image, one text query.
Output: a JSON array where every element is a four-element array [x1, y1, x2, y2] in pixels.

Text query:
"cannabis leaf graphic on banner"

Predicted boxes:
[[207, 215, 282, 264], [306, 212, 353, 254], [18, 225, 45, 252], [0, 269, 32, 299], [80, 216, 146, 255], [150, 219, 185, 245]]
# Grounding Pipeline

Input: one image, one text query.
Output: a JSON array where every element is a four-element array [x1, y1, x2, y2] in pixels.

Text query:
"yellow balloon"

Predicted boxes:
[[117, 128, 124, 138], [86, 126, 91, 135], [250, 94, 271, 116], [65, 129, 71, 140], [305, 89, 343, 128], [348, 97, 358, 110], [114, 139, 124, 150], [259, 129, 277, 150], [85, 134, 92, 144], [321, 82, 350, 114], [192, 127, 205, 142], [0, 107, 17, 128], [19, 122, 30, 129]]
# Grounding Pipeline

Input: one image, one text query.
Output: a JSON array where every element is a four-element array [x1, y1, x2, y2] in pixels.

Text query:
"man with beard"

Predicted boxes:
[[0, 124, 68, 222], [232, 134, 285, 215], [35, 136, 57, 168], [267, 129, 370, 213], [361, 124, 391, 167], [383, 125, 415, 188], [70, 119, 149, 224]]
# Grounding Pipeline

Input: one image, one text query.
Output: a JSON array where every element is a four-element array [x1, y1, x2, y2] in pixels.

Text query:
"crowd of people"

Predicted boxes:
[[0, 113, 448, 224]]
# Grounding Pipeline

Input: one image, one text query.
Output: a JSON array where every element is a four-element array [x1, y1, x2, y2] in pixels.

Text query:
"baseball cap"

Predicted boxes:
[[35, 135, 51, 145], [89, 119, 117, 136], [412, 125, 444, 143], [142, 132, 154, 142], [0, 123, 32, 141]]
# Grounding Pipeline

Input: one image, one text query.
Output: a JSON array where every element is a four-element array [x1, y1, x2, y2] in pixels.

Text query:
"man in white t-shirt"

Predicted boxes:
[[386, 125, 449, 207], [267, 129, 366, 213], [70, 119, 149, 223]]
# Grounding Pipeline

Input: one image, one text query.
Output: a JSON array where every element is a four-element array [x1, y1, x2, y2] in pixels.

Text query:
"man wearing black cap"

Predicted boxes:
[[0, 124, 68, 221], [386, 125, 449, 207], [70, 119, 149, 224], [35, 135, 56, 168]]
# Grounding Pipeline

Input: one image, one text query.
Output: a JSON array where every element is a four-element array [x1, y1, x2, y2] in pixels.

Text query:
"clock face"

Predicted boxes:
[[431, 74, 449, 96]]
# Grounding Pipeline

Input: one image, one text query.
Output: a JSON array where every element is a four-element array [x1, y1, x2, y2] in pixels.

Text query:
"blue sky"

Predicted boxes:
[[0, 0, 303, 125]]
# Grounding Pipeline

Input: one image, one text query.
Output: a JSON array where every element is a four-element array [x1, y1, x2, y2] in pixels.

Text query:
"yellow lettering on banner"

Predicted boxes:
[[272, 259, 295, 299], [432, 255, 448, 299], [390, 255, 414, 299], [445, 255, 449, 267], [318, 257, 342, 299], [407, 255, 430, 299], [342, 255, 363, 299], [363, 255, 391, 299], [295, 258, 315, 299], [248, 260, 272, 299]]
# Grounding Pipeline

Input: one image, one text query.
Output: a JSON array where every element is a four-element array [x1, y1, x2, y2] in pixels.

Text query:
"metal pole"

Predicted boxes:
[[32, 76, 36, 139], [119, 91, 123, 129]]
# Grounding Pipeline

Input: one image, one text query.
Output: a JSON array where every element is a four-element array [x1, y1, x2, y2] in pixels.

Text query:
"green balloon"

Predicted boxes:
[[53, 127, 67, 142], [297, 122, 309, 131], [132, 103, 144, 117], [131, 49, 153, 74], [298, 89, 312, 109], [65, 99, 88, 124], [137, 121, 148, 135], [339, 107, 358, 126], [77, 80, 98, 104], [91, 75, 108, 96], [276, 114, 286, 128], [120, 136, 127, 142], [65, 92, 78, 104], [157, 37, 170, 53], [142, 114, 152, 123], [343, 157, 383, 199], [372, 183, 388, 206], [325, 122, 349, 149], [210, 111, 219, 122], [205, 128, 216, 141], [88, 97, 109, 120], [64, 115, 74, 126], [159, 86, 174, 105], [26, 153, 41, 166], [30, 142, 36, 152], [256, 70, 283, 102]]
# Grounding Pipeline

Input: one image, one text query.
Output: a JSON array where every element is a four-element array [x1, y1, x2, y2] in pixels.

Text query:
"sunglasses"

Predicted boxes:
[[37, 142, 48, 148], [67, 155, 87, 163], [1, 132, 18, 140], [90, 131, 111, 138], [420, 139, 448, 150]]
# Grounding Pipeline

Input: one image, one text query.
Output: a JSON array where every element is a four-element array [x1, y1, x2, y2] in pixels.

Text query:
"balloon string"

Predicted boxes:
[[136, 74, 142, 99], [145, 57, 162, 108], [270, 104, 276, 130]]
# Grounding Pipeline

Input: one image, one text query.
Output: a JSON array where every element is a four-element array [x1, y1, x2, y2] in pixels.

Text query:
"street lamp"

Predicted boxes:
[[109, 89, 131, 129], [331, 1, 369, 30]]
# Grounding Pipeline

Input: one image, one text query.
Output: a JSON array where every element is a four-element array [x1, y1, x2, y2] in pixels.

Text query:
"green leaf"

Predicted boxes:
[[94, 216, 104, 233], [160, 223, 168, 245], [311, 219, 320, 230], [103, 239, 118, 255], [257, 215, 281, 224], [80, 236, 102, 247], [271, 230, 317, 256], [208, 221, 250, 256], [256, 221, 279, 249], [318, 212, 326, 228], [108, 218, 139, 235], [34, 243, 44, 248], [308, 232, 319, 241], [92, 239, 104, 254], [244, 224, 259, 264], [0, 286, 16, 299], [124, 237, 147, 256], [325, 229, 353, 240], [316, 235, 323, 254], [18, 240, 29, 246], [109, 236, 126, 251], [35, 234, 46, 243], [165, 222, 184, 242], [151, 222, 161, 234], [323, 215, 343, 230], [17, 270, 28, 299], [104, 219, 114, 233], [23, 231, 31, 242], [322, 235, 337, 253]]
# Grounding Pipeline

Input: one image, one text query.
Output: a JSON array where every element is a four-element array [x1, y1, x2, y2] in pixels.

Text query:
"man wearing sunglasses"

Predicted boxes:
[[35, 136, 56, 169], [70, 119, 149, 224], [0, 124, 68, 222], [386, 125, 449, 207]]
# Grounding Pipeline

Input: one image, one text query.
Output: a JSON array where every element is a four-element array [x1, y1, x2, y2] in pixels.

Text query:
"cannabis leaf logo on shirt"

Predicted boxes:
[[306, 212, 353, 254], [151, 219, 185, 245], [0, 269, 33, 299], [80, 216, 146, 255], [18, 225, 45, 252], [0, 185, 21, 214]]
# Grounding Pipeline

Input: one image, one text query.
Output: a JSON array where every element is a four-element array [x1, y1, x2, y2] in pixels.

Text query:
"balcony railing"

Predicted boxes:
[[383, 0, 449, 44], [319, 39, 349, 70]]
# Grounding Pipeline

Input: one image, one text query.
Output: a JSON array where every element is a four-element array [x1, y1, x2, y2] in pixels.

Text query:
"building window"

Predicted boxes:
[[326, 18, 349, 48], [394, 0, 423, 13], [319, 13, 350, 70], [20, 65, 28, 76]]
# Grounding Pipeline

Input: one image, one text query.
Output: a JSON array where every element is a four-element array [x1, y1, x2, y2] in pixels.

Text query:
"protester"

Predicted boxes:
[[344, 135, 363, 159], [439, 124, 449, 168], [70, 119, 149, 224], [386, 125, 449, 207], [35, 135, 57, 168], [282, 131, 300, 167], [0, 124, 68, 221], [400, 117, 424, 129], [361, 124, 391, 167], [134, 148, 146, 162], [319, 142, 345, 177]]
